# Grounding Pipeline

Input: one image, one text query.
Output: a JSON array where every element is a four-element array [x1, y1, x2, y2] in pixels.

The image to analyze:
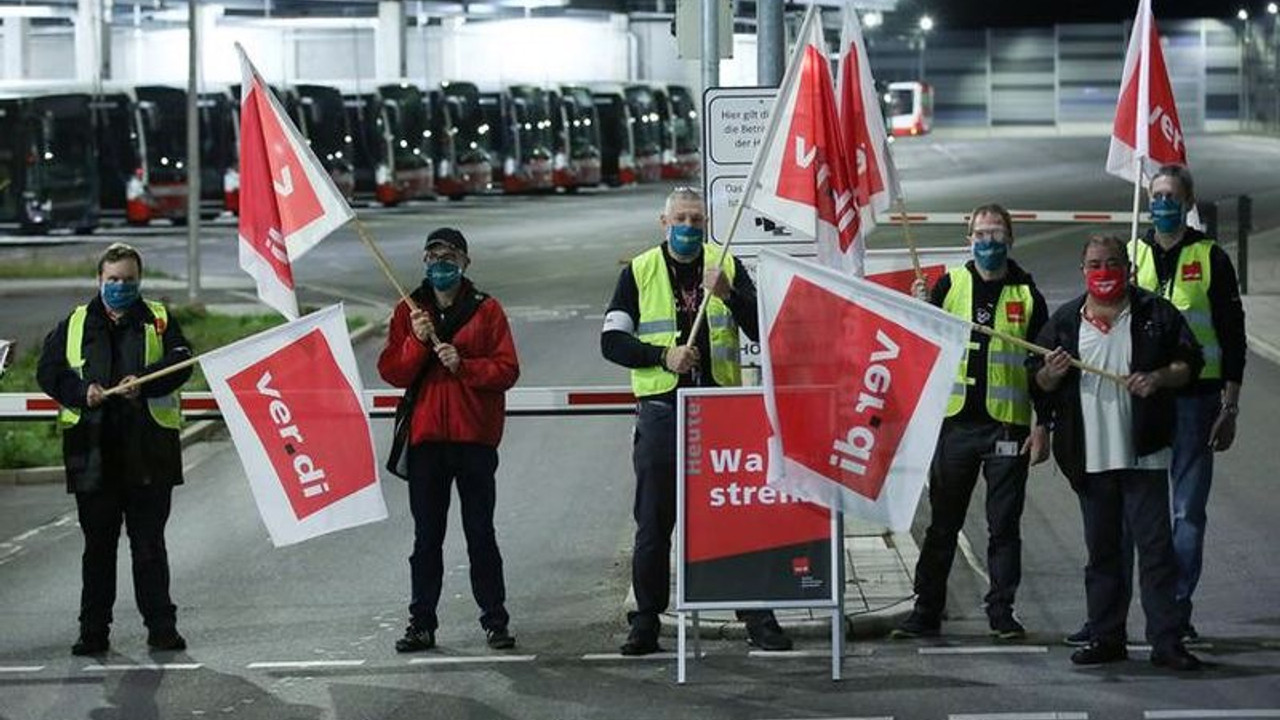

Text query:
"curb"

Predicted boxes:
[[0, 316, 387, 487], [1246, 330, 1280, 368]]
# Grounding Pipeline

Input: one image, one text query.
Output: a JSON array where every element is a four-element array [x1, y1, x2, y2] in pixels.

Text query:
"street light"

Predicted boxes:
[[1238, 8, 1249, 21], [1269, 2, 1278, 15], [863, 11, 883, 29], [917, 15, 934, 81]]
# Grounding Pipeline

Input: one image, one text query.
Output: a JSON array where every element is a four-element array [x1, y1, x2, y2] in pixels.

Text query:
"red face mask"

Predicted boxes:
[[1086, 267, 1126, 303]]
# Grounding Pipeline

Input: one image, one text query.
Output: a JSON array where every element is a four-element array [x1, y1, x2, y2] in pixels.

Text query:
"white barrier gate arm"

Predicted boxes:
[[0, 387, 639, 421]]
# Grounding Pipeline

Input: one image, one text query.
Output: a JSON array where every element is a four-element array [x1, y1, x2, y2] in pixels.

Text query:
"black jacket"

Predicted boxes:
[[37, 296, 193, 493], [1027, 287, 1203, 488]]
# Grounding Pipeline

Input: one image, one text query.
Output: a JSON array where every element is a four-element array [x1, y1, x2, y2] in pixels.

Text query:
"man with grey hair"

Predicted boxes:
[[1129, 165, 1245, 642], [600, 187, 791, 655]]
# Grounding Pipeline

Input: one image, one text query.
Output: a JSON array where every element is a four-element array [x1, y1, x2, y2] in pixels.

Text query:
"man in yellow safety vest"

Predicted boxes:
[[600, 187, 791, 656], [36, 242, 193, 657]]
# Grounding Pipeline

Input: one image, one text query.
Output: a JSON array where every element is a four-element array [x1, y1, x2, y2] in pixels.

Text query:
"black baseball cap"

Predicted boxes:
[[425, 227, 468, 254]]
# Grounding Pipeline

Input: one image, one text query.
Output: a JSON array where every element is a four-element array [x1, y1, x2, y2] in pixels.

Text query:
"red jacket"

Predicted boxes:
[[377, 289, 520, 448]]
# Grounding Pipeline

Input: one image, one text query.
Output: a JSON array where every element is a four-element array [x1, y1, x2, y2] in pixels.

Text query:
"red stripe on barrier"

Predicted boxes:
[[1072, 214, 1116, 221], [371, 395, 402, 408], [180, 398, 219, 411], [26, 398, 58, 411], [1010, 213, 1038, 220], [567, 391, 635, 405]]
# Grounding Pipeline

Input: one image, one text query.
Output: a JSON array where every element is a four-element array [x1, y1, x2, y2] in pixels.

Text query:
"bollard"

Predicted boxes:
[[1238, 195, 1252, 295]]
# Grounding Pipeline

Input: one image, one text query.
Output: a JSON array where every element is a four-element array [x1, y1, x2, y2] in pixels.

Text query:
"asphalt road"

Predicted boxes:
[[1, 133, 1278, 719]]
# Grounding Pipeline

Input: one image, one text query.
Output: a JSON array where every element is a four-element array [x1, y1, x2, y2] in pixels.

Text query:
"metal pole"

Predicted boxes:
[[186, 0, 201, 303], [1238, 195, 1252, 295], [757, 0, 783, 86], [701, 0, 719, 92]]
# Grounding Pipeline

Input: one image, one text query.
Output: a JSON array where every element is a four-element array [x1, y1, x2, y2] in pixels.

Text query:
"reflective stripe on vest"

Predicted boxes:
[[940, 268, 1034, 425], [1129, 238, 1221, 379], [630, 244, 741, 397], [59, 300, 182, 430]]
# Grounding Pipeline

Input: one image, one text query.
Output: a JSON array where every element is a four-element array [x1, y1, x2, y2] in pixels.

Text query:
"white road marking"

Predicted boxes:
[[0, 666, 46, 673], [920, 646, 1048, 655], [82, 663, 203, 671], [748, 647, 875, 659], [581, 652, 679, 661], [407, 655, 537, 665], [1146, 707, 1280, 712], [246, 660, 365, 670], [949, 714, 1087, 720]]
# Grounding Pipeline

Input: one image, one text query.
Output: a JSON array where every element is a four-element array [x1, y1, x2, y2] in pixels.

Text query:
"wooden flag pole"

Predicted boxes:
[[351, 217, 441, 347], [970, 324, 1127, 384], [682, 197, 748, 350], [893, 198, 926, 284], [101, 355, 203, 398], [1129, 158, 1143, 244]]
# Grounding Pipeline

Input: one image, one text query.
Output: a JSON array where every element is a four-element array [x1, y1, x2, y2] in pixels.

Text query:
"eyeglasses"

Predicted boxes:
[[969, 230, 1008, 242]]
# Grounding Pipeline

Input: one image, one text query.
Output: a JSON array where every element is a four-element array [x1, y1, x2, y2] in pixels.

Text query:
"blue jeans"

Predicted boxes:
[[1170, 390, 1218, 626]]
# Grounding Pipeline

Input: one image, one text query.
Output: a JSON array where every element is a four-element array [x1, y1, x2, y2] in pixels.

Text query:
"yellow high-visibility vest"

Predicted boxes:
[[59, 300, 181, 430], [941, 268, 1034, 426], [1129, 238, 1220, 380], [630, 244, 741, 397]]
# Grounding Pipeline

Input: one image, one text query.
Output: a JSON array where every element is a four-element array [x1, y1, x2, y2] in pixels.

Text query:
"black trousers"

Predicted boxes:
[[1077, 469, 1181, 651], [912, 418, 1029, 620], [75, 483, 176, 633], [629, 399, 774, 632], [407, 441, 509, 633]]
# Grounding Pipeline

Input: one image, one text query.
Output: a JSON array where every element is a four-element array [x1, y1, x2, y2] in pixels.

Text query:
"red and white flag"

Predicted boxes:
[[836, 3, 900, 253], [741, 6, 863, 276], [864, 248, 970, 296], [237, 44, 354, 320], [757, 250, 970, 530], [1105, 0, 1188, 184], [200, 304, 386, 547]]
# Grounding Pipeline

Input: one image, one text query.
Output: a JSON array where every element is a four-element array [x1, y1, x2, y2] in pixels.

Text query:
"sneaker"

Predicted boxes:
[[1151, 644, 1202, 671], [395, 626, 436, 653], [619, 626, 661, 656], [71, 632, 109, 657], [1070, 640, 1128, 665], [485, 627, 516, 650], [147, 628, 187, 652], [1063, 623, 1091, 647], [989, 611, 1026, 640], [889, 610, 941, 640], [745, 618, 793, 652]]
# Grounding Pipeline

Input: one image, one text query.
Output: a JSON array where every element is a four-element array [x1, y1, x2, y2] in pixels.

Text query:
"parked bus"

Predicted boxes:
[[591, 88, 636, 187], [424, 89, 480, 199], [622, 84, 664, 183], [0, 90, 99, 234], [370, 82, 434, 205], [497, 84, 555, 193], [133, 85, 190, 224], [551, 85, 602, 191], [197, 87, 238, 214], [437, 81, 494, 198], [886, 81, 934, 137], [293, 84, 357, 200], [666, 84, 700, 179]]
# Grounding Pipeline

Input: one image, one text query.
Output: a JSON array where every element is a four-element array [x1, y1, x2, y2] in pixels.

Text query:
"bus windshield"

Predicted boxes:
[[667, 85, 698, 154], [508, 86, 553, 162], [561, 86, 599, 157], [442, 82, 492, 157], [135, 87, 186, 177], [623, 85, 659, 156], [297, 86, 352, 165]]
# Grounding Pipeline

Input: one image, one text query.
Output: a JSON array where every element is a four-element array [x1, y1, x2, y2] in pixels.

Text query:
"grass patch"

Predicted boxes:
[[1, 305, 368, 469], [0, 257, 176, 280]]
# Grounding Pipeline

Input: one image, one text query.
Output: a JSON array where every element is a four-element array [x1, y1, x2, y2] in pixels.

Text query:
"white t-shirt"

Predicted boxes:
[[1078, 307, 1171, 473]]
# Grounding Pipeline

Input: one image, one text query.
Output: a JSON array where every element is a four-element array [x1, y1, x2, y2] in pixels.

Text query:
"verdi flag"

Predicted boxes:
[[200, 304, 386, 547], [836, 2, 901, 260], [236, 43, 355, 319], [1105, 0, 1188, 184], [756, 251, 970, 530], [740, 6, 863, 276]]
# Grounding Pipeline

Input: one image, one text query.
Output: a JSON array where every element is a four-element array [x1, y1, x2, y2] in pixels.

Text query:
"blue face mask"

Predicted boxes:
[[972, 238, 1008, 272], [1150, 196, 1185, 234], [101, 280, 141, 311], [667, 224, 704, 258], [425, 260, 462, 291]]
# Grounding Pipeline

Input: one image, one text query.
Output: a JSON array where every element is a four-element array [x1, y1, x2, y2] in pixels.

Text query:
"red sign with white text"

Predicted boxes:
[[680, 389, 834, 605], [226, 329, 376, 520]]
